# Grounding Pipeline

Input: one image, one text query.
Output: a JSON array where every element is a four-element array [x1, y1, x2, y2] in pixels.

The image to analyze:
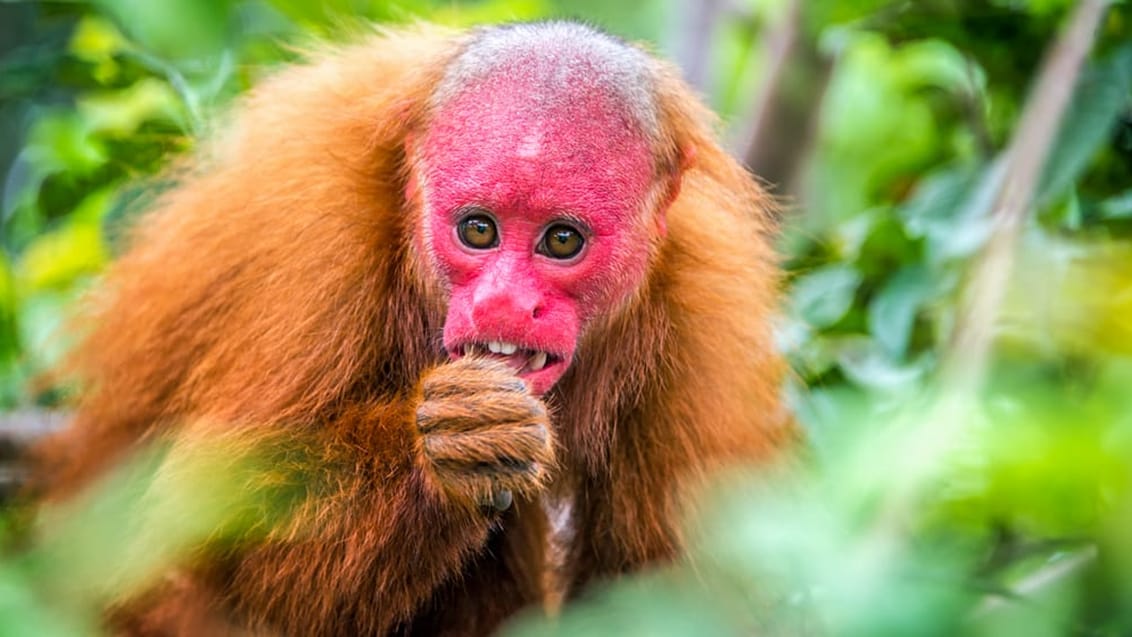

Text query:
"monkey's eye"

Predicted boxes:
[[457, 213, 498, 250], [539, 224, 585, 260]]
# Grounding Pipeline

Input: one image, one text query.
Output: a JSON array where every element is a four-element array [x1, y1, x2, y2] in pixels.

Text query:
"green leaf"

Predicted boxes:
[[0, 566, 91, 637], [806, 34, 962, 225], [790, 265, 862, 329], [1099, 189, 1132, 220], [17, 189, 112, 293], [78, 78, 184, 136], [1038, 44, 1132, 204], [836, 336, 933, 391], [990, 0, 1078, 16], [431, 0, 551, 26], [14, 292, 69, 387], [69, 15, 128, 62], [91, 0, 233, 61], [0, 257, 20, 408], [901, 162, 1000, 263], [25, 112, 107, 177], [868, 265, 937, 360], [891, 39, 978, 94]]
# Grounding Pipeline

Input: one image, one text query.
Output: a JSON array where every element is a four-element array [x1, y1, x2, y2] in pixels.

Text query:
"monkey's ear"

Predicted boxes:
[[679, 144, 696, 172], [654, 144, 694, 238]]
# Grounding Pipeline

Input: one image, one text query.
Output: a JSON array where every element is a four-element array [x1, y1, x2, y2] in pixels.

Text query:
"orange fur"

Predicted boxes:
[[32, 23, 791, 636]]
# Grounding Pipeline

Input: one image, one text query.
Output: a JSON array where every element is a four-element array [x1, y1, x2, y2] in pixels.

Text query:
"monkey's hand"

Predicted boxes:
[[415, 357, 554, 511]]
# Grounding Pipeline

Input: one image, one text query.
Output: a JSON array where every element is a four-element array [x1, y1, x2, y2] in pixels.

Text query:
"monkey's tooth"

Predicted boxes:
[[487, 341, 503, 354], [528, 351, 548, 371], [499, 342, 518, 355]]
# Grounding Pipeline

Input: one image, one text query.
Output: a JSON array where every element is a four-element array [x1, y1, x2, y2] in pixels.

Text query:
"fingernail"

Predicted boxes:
[[492, 489, 513, 512]]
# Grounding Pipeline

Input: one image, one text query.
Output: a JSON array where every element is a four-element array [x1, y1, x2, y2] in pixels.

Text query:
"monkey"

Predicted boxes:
[[31, 20, 791, 636]]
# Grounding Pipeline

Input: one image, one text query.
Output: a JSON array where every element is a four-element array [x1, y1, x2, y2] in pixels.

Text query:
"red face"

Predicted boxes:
[[414, 82, 658, 395]]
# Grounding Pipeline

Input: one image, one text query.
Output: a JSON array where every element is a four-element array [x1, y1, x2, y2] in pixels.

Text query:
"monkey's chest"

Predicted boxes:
[[542, 493, 575, 604]]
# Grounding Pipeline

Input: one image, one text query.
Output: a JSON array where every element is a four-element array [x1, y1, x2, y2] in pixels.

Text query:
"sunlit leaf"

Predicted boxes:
[[431, 0, 550, 26], [25, 113, 106, 177], [78, 79, 184, 136], [17, 190, 112, 293], [69, 15, 129, 85], [1001, 233, 1132, 356], [0, 258, 20, 408], [263, 0, 432, 29], [69, 16, 128, 62]]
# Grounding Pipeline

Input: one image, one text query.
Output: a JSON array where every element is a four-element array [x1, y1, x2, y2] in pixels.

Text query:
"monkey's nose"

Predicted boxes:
[[471, 286, 544, 325], [470, 263, 545, 323]]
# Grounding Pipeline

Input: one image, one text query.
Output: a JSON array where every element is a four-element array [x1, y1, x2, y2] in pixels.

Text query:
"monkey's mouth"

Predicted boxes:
[[455, 341, 560, 373], [449, 340, 569, 394]]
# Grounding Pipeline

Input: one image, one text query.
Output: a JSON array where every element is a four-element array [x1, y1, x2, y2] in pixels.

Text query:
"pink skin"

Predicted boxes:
[[415, 75, 658, 395]]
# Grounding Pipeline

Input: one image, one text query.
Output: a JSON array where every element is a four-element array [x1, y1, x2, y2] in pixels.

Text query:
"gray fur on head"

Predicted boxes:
[[431, 21, 661, 141]]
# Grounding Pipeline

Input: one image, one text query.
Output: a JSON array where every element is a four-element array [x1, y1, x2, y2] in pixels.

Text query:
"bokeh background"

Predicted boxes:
[[1, 0, 1131, 635]]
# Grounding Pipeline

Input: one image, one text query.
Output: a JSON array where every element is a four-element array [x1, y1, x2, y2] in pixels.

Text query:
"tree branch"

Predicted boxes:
[[942, 0, 1112, 391]]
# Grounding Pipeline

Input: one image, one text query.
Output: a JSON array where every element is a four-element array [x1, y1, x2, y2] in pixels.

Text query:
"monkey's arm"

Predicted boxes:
[[116, 358, 553, 636]]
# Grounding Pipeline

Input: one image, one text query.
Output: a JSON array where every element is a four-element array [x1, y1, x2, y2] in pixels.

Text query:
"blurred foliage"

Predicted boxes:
[[1, 0, 1131, 635], [0, 426, 316, 636]]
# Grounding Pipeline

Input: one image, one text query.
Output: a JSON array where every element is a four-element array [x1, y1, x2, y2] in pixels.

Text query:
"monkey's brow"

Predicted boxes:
[[430, 21, 661, 142]]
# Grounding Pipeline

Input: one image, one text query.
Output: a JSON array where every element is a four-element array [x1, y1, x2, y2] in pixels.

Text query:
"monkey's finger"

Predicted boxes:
[[421, 358, 530, 398], [434, 470, 545, 508], [489, 489, 513, 512], [415, 393, 547, 434], [421, 423, 552, 469]]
